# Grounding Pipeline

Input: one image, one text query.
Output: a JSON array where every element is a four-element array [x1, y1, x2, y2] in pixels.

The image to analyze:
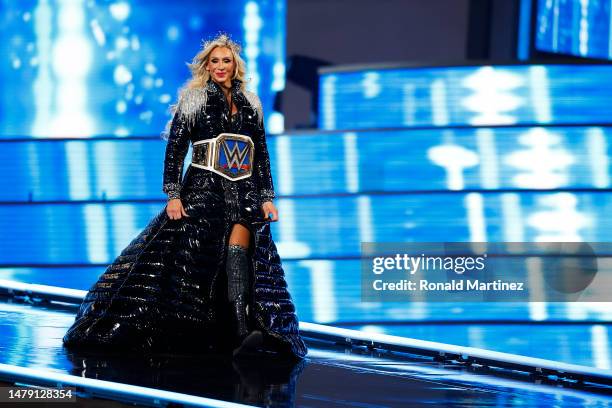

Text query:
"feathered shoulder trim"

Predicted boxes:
[[175, 87, 208, 128], [161, 87, 207, 139], [243, 90, 264, 127]]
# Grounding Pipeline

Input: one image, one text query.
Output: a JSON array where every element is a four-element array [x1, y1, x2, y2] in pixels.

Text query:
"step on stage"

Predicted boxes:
[[0, 281, 610, 407]]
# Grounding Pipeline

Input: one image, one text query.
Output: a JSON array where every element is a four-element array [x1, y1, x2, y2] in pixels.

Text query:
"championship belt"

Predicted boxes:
[[191, 133, 254, 181]]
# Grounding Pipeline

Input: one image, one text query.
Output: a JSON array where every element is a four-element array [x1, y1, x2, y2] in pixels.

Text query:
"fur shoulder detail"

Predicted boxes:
[[175, 87, 208, 128], [243, 90, 264, 127], [161, 87, 207, 139]]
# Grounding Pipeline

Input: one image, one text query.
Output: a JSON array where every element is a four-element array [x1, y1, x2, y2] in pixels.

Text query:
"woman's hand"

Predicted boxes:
[[166, 198, 190, 220], [262, 201, 278, 222]]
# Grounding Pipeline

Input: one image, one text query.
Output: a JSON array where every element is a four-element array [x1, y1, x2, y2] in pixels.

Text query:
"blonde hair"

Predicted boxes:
[[163, 33, 248, 139], [185, 33, 247, 92]]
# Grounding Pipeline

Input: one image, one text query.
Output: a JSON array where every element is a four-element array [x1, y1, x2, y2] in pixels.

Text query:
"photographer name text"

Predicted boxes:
[[372, 279, 524, 291]]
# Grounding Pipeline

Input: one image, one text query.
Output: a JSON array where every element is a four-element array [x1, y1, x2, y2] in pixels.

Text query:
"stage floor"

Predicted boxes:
[[0, 299, 610, 407]]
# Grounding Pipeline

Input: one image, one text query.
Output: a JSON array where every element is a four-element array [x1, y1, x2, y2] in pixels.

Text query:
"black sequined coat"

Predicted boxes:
[[62, 79, 308, 360]]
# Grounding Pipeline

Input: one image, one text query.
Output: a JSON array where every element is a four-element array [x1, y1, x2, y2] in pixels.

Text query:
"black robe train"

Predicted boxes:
[[62, 79, 308, 360]]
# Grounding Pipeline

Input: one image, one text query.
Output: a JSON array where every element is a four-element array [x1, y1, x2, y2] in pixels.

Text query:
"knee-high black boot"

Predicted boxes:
[[227, 244, 262, 356]]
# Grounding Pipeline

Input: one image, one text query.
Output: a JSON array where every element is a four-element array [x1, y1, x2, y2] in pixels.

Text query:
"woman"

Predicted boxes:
[[62, 34, 308, 360]]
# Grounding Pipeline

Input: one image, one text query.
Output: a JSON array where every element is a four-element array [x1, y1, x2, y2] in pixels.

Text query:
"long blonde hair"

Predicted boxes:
[[185, 33, 247, 92], [163, 34, 248, 139]]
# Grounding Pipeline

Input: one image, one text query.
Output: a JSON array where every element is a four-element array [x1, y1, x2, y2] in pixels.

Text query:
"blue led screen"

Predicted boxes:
[[536, 0, 612, 60], [3, 126, 612, 202], [1, 191, 610, 263], [3, 59, 612, 326], [0, 0, 286, 138], [319, 64, 612, 130]]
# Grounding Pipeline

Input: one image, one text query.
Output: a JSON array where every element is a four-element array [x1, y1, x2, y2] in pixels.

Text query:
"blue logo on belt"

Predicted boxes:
[[219, 139, 252, 176]]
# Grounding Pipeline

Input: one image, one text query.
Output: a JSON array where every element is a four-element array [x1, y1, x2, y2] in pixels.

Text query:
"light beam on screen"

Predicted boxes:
[[586, 127, 610, 188], [32, 0, 53, 137], [84, 204, 109, 263], [0, 269, 19, 282], [402, 83, 416, 126], [427, 144, 479, 190], [501, 193, 525, 241], [357, 196, 373, 243], [268, 112, 284, 134], [66, 141, 91, 200], [267, 138, 309, 267], [362, 72, 381, 99], [321, 75, 337, 130], [359, 325, 386, 334], [506, 128, 573, 189], [275, 200, 310, 258], [430, 79, 448, 126], [462, 67, 523, 126], [343, 132, 359, 193], [467, 326, 485, 350], [529, 66, 552, 123], [275, 135, 293, 195], [526, 257, 547, 321], [269, 0, 286, 133], [405, 300, 428, 319], [111, 204, 138, 257], [585, 302, 612, 320], [579, 0, 589, 56], [26, 144, 42, 201], [475, 129, 499, 189], [271, 49, 285, 92], [591, 325, 611, 369], [49, 0, 95, 137], [299, 260, 337, 323], [527, 193, 590, 241], [556, 332, 571, 363], [93, 142, 119, 198], [465, 193, 487, 242], [244, 1, 262, 94], [566, 302, 588, 320]]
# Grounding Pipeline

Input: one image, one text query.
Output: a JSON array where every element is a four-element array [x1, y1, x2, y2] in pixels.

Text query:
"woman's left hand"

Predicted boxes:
[[262, 201, 279, 222]]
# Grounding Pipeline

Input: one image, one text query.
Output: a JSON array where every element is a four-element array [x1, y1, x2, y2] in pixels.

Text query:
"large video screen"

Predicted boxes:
[[3, 125, 612, 263], [0, 0, 285, 138], [319, 64, 612, 130], [535, 0, 612, 60], [2, 125, 612, 202]]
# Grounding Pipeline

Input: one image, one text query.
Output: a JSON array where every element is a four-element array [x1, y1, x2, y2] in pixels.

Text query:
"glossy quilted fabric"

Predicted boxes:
[[63, 80, 307, 359]]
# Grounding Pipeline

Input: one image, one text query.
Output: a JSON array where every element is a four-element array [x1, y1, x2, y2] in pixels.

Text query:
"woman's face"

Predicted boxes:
[[206, 46, 235, 88]]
